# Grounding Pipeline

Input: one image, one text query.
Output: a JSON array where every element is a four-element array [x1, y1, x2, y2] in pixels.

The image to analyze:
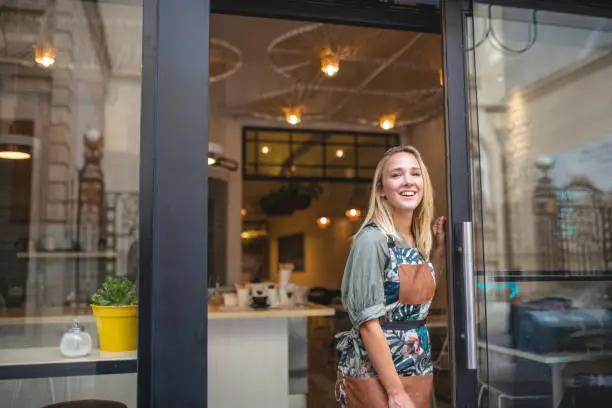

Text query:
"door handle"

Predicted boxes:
[[462, 221, 477, 370]]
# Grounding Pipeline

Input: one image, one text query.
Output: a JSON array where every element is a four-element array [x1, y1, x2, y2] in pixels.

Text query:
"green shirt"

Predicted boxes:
[[341, 225, 410, 328]]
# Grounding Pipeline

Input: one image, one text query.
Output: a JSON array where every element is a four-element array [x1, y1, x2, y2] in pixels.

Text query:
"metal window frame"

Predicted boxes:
[[242, 126, 400, 183], [138, 0, 210, 407]]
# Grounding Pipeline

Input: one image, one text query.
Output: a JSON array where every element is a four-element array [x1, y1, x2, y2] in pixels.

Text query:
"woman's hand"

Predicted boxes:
[[388, 390, 416, 408], [432, 216, 447, 253]]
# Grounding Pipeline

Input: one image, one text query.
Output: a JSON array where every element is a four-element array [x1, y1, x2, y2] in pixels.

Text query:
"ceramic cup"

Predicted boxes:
[[222, 293, 238, 307], [237, 288, 250, 307]]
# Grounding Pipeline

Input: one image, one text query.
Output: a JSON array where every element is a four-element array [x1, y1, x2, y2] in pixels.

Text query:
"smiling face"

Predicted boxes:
[[379, 152, 424, 214]]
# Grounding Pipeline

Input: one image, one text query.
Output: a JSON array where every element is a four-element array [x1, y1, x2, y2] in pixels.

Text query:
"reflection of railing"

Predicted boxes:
[[534, 173, 612, 275], [104, 192, 139, 281]]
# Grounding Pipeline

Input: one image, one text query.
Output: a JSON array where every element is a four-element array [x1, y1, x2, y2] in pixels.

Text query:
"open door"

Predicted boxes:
[[446, 1, 612, 407]]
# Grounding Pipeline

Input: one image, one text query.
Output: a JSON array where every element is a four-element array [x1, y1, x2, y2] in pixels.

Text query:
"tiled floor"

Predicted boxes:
[[307, 317, 452, 408]]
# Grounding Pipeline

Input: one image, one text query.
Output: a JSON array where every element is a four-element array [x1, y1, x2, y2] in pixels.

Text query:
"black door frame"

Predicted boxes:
[[139, 0, 210, 406], [137, 0, 612, 407]]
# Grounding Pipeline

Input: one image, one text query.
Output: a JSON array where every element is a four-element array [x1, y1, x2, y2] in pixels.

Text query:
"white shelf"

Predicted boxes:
[[17, 251, 118, 259]]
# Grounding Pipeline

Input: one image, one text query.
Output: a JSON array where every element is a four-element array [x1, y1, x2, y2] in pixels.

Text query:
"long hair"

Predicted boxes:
[[355, 145, 435, 259]]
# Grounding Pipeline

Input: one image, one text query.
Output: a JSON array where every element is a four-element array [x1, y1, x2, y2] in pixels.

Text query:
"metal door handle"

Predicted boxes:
[[462, 221, 477, 370]]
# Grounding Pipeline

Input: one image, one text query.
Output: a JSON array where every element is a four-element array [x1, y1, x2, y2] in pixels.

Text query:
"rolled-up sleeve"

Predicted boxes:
[[341, 227, 389, 327]]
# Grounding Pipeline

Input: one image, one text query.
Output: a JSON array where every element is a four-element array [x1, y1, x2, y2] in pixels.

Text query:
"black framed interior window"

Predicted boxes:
[[243, 127, 400, 182]]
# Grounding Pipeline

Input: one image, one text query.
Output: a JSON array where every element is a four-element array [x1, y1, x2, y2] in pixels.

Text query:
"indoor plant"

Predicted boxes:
[[90, 277, 138, 352], [259, 182, 323, 216]]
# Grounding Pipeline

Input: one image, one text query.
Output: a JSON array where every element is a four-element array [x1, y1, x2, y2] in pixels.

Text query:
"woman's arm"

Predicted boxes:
[[431, 216, 447, 283], [431, 246, 445, 284], [359, 320, 404, 395], [360, 320, 415, 408]]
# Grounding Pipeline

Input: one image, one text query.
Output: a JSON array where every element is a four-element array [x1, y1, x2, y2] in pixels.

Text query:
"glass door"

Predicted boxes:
[[465, 1, 612, 407]]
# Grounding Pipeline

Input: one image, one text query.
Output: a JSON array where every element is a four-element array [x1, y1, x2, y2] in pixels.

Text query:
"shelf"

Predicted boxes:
[[0, 347, 137, 380], [17, 251, 118, 259]]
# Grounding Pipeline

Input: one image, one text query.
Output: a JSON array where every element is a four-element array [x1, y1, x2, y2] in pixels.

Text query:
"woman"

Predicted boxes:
[[335, 145, 446, 408]]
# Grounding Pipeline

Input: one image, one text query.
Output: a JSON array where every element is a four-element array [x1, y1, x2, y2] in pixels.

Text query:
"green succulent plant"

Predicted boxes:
[[91, 277, 138, 306]]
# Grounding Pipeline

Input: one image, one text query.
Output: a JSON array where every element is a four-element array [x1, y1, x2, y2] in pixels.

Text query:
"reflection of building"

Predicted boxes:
[[0, 1, 143, 311]]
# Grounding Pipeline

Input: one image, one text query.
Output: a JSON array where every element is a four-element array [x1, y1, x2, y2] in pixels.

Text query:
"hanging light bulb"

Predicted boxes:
[[379, 114, 397, 130], [283, 107, 302, 126], [320, 49, 340, 78], [335, 149, 344, 158], [316, 216, 331, 229], [345, 208, 361, 222], [33, 44, 56, 68]]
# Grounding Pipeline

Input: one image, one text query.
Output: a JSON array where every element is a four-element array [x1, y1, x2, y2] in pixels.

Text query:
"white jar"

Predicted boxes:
[[60, 319, 93, 358]]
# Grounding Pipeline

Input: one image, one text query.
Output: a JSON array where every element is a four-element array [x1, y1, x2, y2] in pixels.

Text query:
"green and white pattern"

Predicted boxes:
[[335, 226, 436, 406]]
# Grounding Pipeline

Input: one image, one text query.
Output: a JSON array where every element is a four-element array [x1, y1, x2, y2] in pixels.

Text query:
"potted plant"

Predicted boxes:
[[259, 182, 324, 216], [91, 277, 138, 352]]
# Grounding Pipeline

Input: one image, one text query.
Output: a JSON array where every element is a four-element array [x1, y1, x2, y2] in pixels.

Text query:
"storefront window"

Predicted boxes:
[[0, 1, 142, 406]]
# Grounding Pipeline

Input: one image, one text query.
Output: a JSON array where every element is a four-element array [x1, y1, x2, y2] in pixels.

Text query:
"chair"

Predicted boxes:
[[42, 401, 128, 408]]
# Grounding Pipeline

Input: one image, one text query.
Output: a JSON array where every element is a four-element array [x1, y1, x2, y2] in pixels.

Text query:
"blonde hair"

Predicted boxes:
[[356, 145, 434, 259]]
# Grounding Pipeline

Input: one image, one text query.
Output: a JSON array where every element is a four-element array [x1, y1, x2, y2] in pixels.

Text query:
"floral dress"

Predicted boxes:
[[335, 223, 436, 407]]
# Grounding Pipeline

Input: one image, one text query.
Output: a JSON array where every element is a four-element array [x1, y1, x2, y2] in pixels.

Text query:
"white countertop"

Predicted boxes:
[[0, 303, 335, 325], [208, 303, 335, 319], [0, 346, 136, 366]]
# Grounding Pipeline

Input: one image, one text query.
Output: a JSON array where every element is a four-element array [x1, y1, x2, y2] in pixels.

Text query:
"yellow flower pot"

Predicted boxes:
[[91, 304, 138, 352]]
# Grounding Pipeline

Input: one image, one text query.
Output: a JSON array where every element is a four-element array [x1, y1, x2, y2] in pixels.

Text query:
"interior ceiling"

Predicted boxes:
[[0, 7, 443, 130], [211, 14, 443, 129]]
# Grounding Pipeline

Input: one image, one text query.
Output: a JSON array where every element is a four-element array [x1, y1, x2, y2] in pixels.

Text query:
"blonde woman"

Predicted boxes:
[[335, 145, 446, 408]]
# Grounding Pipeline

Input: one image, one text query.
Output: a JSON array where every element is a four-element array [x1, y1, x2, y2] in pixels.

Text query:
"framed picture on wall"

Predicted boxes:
[[278, 233, 305, 272]]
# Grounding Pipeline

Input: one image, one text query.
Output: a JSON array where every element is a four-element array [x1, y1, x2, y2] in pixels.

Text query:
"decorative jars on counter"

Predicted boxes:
[[60, 319, 93, 358]]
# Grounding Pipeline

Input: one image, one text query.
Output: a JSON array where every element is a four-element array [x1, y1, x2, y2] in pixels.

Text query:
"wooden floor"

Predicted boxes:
[[306, 317, 452, 408]]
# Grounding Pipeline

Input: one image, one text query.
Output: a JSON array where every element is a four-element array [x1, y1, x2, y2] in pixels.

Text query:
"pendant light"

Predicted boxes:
[[320, 49, 340, 78], [379, 114, 397, 130], [33, 43, 56, 68], [208, 142, 238, 171], [316, 216, 331, 229], [0, 134, 35, 160], [283, 106, 302, 126]]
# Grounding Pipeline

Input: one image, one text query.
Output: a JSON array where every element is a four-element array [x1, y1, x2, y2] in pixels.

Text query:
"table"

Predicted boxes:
[[478, 341, 612, 407]]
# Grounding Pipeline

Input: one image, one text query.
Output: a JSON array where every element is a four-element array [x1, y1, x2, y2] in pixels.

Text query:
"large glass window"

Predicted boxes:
[[0, 1, 142, 406], [468, 3, 612, 407]]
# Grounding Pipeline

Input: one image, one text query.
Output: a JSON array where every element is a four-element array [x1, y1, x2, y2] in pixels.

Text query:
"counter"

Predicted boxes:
[[0, 303, 335, 408]]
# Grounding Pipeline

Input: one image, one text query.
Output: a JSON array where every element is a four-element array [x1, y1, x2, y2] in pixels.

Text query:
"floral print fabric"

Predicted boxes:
[[335, 224, 436, 406]]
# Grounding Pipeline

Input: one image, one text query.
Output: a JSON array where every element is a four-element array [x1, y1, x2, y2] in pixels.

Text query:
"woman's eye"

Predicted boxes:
[[391, 173, 401, 178]]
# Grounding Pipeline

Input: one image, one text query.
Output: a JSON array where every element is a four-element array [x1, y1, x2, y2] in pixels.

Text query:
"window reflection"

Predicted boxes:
[[0, 1, 141, 406], [471, 5, 612, 408]]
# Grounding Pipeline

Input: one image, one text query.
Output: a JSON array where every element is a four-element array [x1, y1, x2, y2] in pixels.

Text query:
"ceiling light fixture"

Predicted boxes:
[[0, 144, 31, 160], [208, 142, 238, 171], [336, 149, 344, 158], [33, 43, 56, 68], [345, 208, 361, 222], [0, 134, 35, 160], [316, 216, 331, 229], [320, 49, 340, 78], [283, 107, 302, 126], [261, 145, 270, 154], [379, 114, 397, 130]]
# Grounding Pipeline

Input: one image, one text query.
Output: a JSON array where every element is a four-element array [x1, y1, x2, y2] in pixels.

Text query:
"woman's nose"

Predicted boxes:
[[402, 175, 414, 186]]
